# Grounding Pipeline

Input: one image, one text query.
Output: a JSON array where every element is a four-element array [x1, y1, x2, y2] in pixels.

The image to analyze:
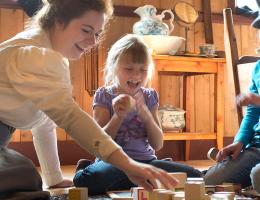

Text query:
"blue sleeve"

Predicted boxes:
[[234, 61, 260, 146]]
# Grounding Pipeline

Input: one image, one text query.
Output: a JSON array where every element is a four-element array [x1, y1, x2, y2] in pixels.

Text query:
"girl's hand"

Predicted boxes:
[[124, 160, 178, 191], [216, 142, 243, 162], [134, 91, 152, 122], [112, 94, 135, 119], [237, 93, 260, 107]]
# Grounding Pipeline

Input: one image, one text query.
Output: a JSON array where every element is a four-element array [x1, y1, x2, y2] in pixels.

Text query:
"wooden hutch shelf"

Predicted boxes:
[[152, 55, 226, 160], [163, 132, 217, 141]]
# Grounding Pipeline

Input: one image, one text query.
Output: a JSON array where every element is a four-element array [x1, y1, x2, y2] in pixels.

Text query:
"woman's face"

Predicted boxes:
[[116, 54, 149, 96], [50, 10, 105, 60]]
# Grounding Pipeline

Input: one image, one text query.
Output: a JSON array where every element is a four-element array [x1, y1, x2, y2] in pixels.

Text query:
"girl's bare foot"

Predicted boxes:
[[48, 179, 73, 189]]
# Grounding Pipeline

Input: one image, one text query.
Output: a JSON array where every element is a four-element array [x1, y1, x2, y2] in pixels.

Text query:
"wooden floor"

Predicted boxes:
[[42, 160, 215, 190]]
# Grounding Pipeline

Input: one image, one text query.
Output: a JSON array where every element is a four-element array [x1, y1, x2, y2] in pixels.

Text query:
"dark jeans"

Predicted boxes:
[[73, 158, 202, 195], [0, 121, 16, 146]]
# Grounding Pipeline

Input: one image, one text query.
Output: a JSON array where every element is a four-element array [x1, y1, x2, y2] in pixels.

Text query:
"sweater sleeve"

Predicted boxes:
[[5, 46, 121, 160], [234, 62, 260, 146]]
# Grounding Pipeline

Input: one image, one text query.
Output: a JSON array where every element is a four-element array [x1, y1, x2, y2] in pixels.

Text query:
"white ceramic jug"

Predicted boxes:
[[133, 5, 174, 35]]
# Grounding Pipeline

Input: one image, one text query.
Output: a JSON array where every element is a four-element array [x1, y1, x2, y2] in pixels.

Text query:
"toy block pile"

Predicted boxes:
[[130, 172, 252, 200], [67, 172, 253, 200]]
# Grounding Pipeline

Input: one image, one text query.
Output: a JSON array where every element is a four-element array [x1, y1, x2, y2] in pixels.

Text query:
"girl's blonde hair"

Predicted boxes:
[[104, 34, 154, 86], [28, 0, 113, 30]]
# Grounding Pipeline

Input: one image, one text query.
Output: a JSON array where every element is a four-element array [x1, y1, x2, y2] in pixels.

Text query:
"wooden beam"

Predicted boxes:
[[202, 0, 213, 44], [227, 0, 236, 12], [0, 0, 20, 9], [0, 1, 254, 26]]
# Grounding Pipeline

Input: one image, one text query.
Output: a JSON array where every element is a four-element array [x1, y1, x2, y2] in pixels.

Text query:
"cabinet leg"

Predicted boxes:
[[185, 140, 190, 161]]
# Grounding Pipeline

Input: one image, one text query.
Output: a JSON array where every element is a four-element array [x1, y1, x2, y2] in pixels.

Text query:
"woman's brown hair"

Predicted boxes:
[[30, 0, 113, 30]]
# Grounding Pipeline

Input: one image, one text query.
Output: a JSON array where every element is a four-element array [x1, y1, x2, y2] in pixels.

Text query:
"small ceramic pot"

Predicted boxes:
[[158, 106, 186, 131]]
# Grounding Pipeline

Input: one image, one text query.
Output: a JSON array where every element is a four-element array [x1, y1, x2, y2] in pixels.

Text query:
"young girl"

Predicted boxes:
[[73, 34, 202, 195], [205, 61, 260, 193], [0, 0, 177, 191]]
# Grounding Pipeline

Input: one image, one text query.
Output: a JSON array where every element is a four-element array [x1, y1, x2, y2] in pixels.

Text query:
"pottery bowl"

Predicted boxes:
[[141, 35, 185, 55]]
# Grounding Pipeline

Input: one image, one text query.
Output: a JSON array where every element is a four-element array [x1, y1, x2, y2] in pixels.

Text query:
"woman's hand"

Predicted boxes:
[[107, 149, 178, 191], [134, 91, 153, 122], [216, 142, 243, 162], [124, 160, 178, 191]]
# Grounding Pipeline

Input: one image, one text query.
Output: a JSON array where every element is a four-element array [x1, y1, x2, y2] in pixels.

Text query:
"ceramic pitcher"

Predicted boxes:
[[133, 5, 174, 35]]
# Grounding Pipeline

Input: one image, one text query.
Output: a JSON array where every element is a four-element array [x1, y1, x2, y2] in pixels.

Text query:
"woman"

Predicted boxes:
[[0, 0, 177, 190]]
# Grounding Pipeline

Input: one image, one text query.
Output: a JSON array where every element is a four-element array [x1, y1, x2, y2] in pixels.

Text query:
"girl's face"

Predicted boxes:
[[116, 54, 149, 96], [50, 10, 105, 60]]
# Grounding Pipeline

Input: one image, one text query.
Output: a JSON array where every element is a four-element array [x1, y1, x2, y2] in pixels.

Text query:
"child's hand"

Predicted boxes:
[[134, 91, 152, 122], [237, 93, 260, 107], [112, 94, 136, 119]]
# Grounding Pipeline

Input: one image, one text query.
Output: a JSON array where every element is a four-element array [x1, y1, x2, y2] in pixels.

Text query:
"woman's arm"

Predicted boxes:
[[106, 148, 178, 191]]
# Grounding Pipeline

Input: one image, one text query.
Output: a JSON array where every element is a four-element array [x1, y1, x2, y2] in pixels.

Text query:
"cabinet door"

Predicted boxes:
[[1, 8, 25, 142]]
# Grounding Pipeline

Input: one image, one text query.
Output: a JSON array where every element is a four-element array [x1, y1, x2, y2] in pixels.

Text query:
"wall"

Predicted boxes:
[[0, 0, 259, 162]]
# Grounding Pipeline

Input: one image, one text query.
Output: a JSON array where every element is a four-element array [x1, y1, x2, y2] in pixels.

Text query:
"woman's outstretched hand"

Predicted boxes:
[[107, 149, 178, 191], [124, 160, 178, 191]]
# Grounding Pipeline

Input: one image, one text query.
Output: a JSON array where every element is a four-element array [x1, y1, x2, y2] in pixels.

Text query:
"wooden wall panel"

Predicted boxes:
[[194, 75, 212, 132], [2, 0, 260, 143], [0, 8, 24, 142], [0, 8, 24, 42], [159, 75, 180, 107]]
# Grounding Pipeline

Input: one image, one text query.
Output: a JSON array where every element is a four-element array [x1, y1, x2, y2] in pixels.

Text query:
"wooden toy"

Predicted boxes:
[[184, 181, 205, 200], [172, 191, 185, 200], [107, 190, 133, 200], [207, 147, 219, 161], [211, 192, 234, 200], [216, 184, 234, 192], [68, 187, 88, 200], [148, 189, 165, 200], [223, 183, 242, 194], [169, 172, 187, 189], [131, 187, 148, 200], [187, 177, 204, 182], [205, 185, 216, 195], [157, 190, 175, 200]]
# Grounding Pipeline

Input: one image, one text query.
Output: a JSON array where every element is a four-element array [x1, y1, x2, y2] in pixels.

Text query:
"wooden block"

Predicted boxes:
[[203, 194, 210, 200], [148, 189, 165, 200], [187, 177, 204, 182], [157, 190, 174, 200], [215, 191, 235, 199], [216, 184, 234, 192], [185, 182, 205, 200], [205, 185, 216, 195], [171, 191, 185, 200], [223, 183, 242, 194], [169, 172, 187, 189], [207, 147, 219, 161], [211, 193, 235, 200], [68, 187, 88, 200], [107, 190, 133, 200], [131, 187, 148, 200]]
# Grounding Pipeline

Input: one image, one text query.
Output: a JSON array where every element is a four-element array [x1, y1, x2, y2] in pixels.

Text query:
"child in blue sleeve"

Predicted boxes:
[[204, 61, 260, 193], [73, 34, 202, 195]]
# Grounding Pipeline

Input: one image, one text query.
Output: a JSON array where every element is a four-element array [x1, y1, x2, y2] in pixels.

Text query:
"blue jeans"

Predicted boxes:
[[0, 121, 15, 146], [204, 147, 260, 188], [73, 158, 202, 195]]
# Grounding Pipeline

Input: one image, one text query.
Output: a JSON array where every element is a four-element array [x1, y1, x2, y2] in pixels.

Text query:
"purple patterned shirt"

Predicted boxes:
[[93, 86, 159, 161]]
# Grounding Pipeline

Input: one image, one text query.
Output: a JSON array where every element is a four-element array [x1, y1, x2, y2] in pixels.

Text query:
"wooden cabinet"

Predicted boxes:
[[152, 55, 225, 160]]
